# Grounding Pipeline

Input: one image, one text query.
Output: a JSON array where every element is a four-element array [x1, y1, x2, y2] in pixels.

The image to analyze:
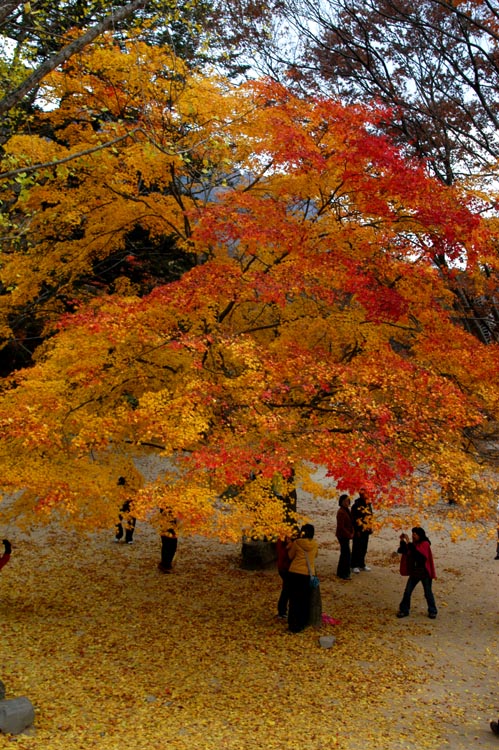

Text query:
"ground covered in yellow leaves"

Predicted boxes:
[[1, 494, 498, 750]]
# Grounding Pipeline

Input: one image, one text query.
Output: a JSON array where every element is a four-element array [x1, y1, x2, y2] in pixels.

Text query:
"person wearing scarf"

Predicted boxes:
[[397, 526, 437, 619]]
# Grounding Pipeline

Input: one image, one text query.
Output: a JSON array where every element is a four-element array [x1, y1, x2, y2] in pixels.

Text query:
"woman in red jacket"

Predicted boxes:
[[397, 527, 437, 619]]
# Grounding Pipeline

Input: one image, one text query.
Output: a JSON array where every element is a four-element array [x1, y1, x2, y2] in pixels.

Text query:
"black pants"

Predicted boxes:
[[160, 535, 178, 569], [399, 575, 437, 616], [116, 515, 136, 542], [337, 538, 352, 578], [351, 532, 370, 569], [287, 572, 311, 632], [277, 570, 291, 617]]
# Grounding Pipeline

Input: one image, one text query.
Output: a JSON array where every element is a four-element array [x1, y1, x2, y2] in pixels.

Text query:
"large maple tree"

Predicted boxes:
[[0, 42, 498, 539]]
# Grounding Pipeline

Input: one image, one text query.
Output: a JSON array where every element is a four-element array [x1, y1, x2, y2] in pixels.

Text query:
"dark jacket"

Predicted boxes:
[[351, 498, 373, 535], [336, 506, 354, 541]]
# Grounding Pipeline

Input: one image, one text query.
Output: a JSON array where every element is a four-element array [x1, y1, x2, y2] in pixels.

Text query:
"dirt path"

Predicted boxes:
[[307, 490, 499, 750]]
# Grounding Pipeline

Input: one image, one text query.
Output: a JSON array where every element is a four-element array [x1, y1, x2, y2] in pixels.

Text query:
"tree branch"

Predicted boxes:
[[0, 0, 150, 117], [0, 127, 143, 180]]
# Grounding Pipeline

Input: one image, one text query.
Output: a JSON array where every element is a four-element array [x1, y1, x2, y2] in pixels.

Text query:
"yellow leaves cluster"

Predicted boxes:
[[132, 388, 207, 450]]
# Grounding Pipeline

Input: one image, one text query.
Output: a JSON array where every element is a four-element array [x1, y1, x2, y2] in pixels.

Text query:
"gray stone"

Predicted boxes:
[[319, 636, 336, 649], [0, 697, 35, 735], [240, 538, 277, 570]]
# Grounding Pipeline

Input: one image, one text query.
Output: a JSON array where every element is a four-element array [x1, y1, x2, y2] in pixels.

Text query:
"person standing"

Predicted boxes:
[[0, 539, 11, 571], [336, 494, 354, 580], [276, 534, 292, 619], [158, 508, 178, 573], [114, 476, 136, 544], [287, 524, 318, 633], [351, 488, 374, 573], [397, 527, 437, 619]]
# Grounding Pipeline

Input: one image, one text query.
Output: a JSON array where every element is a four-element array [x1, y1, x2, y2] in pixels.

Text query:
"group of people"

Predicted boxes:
[[335, 489, 373, 580], [5, 477, 499, 737], [334, 489, 438, 619], [277, 488, 439, 634]]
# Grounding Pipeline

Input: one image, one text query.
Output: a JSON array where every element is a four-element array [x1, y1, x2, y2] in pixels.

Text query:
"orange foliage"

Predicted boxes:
[[0, 43, 498, 537]]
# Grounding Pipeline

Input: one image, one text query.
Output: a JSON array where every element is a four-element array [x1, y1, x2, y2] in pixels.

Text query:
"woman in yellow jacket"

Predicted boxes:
[[287, 524, 318, 633]]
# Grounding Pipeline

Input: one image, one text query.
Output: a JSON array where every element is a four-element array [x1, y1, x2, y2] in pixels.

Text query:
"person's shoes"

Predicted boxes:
[[126, 540, 134, 544], [338, 575, 352, 581], [396, 611, 409, 618], [495, 555, 499, 560], [362, 565, 372, 571], [114, 538, 120, 543], [428, 613, 437, 619], [352, 567, 360, 574], [490, 720, 499, 736], [277, 614, 287, 620]]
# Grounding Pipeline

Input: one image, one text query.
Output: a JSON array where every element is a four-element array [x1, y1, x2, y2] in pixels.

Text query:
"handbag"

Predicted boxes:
[[304, 550, 320, 588]]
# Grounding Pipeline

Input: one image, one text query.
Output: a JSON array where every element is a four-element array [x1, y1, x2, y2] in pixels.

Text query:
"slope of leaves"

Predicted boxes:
[[0, 499, 497, 750]]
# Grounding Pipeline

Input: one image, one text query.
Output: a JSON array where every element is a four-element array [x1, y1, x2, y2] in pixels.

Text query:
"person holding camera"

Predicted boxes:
[[397, 527, 437, 619], [0, 539, 12, 571]]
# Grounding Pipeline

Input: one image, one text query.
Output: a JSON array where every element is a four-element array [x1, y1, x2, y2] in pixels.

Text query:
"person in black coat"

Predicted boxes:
[[114, 476, 136, 544], [158, 508, 178, 573], [351, 488, 374, 573]]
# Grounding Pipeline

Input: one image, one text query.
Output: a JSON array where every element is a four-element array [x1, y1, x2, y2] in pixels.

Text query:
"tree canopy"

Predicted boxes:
[[0, 41, 497, 538]]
